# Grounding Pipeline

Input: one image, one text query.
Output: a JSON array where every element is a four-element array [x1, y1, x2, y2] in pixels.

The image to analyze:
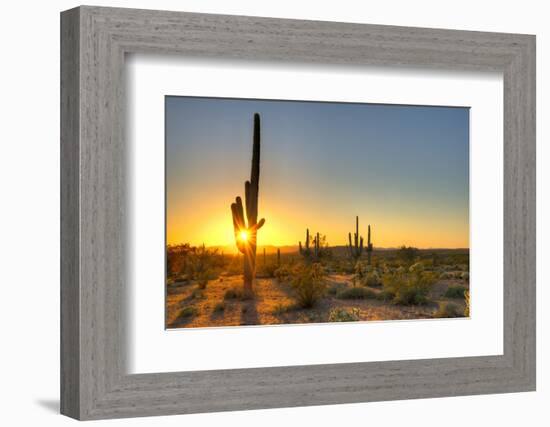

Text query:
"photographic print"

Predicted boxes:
[[166, 97, 470, 329]]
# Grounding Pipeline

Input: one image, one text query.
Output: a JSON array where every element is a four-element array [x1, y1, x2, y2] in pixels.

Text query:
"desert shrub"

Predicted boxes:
[[328, 307, 361, 322], [408, 262, 425, 274], [397, 245, 419, 265], [224, 256, 243, 276], [224, 287, 243, 300], [178, 306, 198, 319], [444, 285, 467, 299], [291, 263, 327, 308], [439, 271, 454, 279], [337, 287, 376, 300], [435, 302, 461, 318], [274, 264, 292, 282], [464, 290, 470, 317], [187, 244, 221, 284], [166, 243, 193, 278], [196, 270, 211, 289], [354, 261, 370, 281], [258, 262, 278, 278], [365, 271, 382, 287], [213, 302, 225, 313], [333, 259, 354, 274], [382, 268, 437, 305]]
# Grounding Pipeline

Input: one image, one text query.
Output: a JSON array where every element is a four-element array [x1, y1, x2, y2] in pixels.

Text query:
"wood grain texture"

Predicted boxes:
[[60, 7, 80, 419], [60, 5, 536, 420]]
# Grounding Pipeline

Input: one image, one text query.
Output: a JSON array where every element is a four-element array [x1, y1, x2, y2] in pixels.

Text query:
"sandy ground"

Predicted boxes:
[[166, 274, 468, 329]]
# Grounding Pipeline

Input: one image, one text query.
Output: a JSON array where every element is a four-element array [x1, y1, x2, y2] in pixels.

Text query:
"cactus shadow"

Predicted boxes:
[[240, 298, 260, 326]]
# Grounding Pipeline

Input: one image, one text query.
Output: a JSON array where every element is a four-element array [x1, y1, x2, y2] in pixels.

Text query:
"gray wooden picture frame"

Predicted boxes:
[[60, 5, 536, 420]]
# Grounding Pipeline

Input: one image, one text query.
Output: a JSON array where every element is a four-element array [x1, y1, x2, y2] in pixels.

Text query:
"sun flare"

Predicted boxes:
[[239, 230, 249, 242]]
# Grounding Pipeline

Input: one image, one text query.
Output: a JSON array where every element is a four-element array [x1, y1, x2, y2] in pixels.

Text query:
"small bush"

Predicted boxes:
[[354, 261, 371, 281], [444, 286, 467, 299], [178, 306, 198, 319], [328, 307, 361, 322], [365, 271, 382, 287], [435, 302, 461, 318], [291, 263, 327, 308], [337, 287, 376, 300], [382, 269, 437, 305], [258, 262, 278, 278], [274, 264, 292, 282], [213, 302, 225, 313], [196, 275, 209, 289]]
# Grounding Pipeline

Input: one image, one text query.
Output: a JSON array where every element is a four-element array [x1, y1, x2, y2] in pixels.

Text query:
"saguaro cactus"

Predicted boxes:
[[348, 216, 364, 261], [299, 229, 320, 261], [299, 228, 310, 257], [366, 224, 373, 265], [231, 113, 265, 296]]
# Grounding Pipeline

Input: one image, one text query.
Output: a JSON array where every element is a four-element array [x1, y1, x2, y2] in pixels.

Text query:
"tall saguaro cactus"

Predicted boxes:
[[348, 216, 364, 261], [231, 113, 265, 296]]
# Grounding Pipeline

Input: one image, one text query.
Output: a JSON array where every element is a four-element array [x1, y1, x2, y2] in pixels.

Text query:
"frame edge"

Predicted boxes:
[[60, 6, 81, 420]]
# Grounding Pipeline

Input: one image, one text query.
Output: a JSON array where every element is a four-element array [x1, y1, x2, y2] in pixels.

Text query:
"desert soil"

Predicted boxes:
[[166, 274, 468, 329]]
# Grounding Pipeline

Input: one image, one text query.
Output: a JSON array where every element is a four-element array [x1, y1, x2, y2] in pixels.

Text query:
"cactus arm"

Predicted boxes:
[[250, 218, 265, 231]]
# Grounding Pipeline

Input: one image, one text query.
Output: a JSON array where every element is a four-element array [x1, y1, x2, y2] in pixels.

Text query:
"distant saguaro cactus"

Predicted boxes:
[[231, 113, 265, 296], [299, 229, 320, 261], [348, 216, 364, 261], [366, 224, 374, 265], [299, 228, 310, 257]]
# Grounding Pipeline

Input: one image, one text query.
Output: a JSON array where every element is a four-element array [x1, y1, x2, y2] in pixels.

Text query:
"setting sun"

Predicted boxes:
[[239, 230, 249, 242]]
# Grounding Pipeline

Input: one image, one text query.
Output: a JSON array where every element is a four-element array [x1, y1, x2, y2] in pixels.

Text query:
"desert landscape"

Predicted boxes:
[[166, 244, 470, 328], [166, 100, 470, 329]]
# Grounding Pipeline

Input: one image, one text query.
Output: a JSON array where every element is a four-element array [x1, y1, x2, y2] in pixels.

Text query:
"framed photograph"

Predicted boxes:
[[61, 6, 535, 420]]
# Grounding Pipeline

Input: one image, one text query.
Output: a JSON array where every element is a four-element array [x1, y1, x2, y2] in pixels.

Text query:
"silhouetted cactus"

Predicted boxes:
[[277, 248, 281, 266], [299, 229, 320, 261], [348, 216, 364, 261], [299, 228, 310, 257], [231, 113, 265, 296], [366, 224, 373, 265]]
